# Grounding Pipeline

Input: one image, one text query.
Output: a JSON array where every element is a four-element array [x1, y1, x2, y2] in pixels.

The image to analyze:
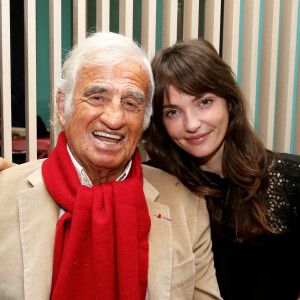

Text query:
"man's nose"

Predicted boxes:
[[99, 101, 125, 129]]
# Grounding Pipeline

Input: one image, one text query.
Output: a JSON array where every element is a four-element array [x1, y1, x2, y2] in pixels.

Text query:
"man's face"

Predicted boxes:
[[58, 61, 149, 183]]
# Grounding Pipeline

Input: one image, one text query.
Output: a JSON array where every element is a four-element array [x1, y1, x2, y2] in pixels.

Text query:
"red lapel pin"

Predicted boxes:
[[154, 213, 171, 221]]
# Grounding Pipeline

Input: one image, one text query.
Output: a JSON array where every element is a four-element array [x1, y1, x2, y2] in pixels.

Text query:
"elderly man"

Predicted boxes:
[[0, 32, 221, 300]]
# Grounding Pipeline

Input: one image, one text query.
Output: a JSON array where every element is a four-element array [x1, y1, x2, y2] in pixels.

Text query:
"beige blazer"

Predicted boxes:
[[0, 160, 221, 300]]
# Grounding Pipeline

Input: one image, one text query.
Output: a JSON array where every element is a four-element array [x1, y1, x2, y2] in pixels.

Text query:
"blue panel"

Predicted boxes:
[[156, 0, 163, 52], [133, 0, 142, 44], [62, 0, 72, 62], [87, 0, 96, 33], [110, 0, 119, 33], [36, 0, 50, 127]]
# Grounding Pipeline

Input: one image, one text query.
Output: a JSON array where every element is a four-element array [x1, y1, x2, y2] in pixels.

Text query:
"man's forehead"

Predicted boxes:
[[78, 59, 147, 74], [77, 61, 149, 96]]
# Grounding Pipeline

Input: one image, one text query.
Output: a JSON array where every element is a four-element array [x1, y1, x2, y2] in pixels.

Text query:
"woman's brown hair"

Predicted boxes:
[[144, 39, 274, 241]]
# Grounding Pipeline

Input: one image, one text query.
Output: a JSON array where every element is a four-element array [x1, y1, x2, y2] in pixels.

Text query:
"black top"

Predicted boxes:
[[205, 153, 300, 300]]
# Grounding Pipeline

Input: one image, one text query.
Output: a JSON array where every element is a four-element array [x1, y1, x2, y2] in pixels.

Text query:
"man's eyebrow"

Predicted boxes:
[[126, 90, 145, 102], [83, 86, 108, 96]]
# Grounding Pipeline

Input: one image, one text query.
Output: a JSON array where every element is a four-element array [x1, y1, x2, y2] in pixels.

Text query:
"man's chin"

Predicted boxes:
[[91, 155, 128, 172]]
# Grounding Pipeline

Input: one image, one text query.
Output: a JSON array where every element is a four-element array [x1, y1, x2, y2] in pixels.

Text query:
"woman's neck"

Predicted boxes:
[[197, 142, 225, 178]]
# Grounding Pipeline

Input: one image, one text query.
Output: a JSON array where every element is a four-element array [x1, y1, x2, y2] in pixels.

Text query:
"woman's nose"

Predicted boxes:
[[184, 111, 202, 133]]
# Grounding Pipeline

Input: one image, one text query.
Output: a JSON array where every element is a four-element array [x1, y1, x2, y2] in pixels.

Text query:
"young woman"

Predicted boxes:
[[144, 39, 300, 300]]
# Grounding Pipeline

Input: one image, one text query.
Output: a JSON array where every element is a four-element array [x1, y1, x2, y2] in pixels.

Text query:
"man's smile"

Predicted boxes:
[[92, 130, 123, 145]]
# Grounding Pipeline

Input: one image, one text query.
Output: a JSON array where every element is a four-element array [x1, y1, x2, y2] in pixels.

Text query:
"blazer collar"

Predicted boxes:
[[18, 168, 59, 300], [144, 178, 173, 300]]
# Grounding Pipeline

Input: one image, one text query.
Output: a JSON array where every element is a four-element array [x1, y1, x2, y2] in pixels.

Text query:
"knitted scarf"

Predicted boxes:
[[42, 132, 151, 300]]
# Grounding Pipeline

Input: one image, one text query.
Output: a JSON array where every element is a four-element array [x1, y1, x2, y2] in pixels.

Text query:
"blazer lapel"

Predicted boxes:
[[17, 171, 173, 299], [18, 168, 59, 300], [144, 178, 173, 300]]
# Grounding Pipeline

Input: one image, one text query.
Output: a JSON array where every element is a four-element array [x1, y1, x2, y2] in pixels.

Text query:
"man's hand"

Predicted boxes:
[[0, 157, 16, 170]]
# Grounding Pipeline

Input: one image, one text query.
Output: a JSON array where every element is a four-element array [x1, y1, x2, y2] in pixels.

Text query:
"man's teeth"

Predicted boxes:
[[102, 140, 117, 145], [93, 131, 122, 140]]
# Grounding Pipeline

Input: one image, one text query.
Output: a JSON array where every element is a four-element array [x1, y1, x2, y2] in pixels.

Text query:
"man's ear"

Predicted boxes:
[[56, 90, 66, 127]]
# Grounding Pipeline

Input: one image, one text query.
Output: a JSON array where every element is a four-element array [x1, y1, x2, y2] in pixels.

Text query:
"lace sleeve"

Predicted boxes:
[[266, 154, 300, 233]]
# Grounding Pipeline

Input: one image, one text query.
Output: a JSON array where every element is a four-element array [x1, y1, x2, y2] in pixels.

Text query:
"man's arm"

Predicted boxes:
[[0, 157, 16, 170]]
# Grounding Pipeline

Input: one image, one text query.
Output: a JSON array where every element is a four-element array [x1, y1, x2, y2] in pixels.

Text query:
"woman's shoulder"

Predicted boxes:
[[270, 152, 300, 184], [276, 152, 300, 164]]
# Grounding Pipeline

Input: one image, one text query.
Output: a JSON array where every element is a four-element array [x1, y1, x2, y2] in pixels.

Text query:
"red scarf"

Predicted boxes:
[[42, 132, 151, 300]]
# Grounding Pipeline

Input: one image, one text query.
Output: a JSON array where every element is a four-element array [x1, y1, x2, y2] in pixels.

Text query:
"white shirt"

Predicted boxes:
[[67, 145, 132, 187], [58, 146, 132, 218]]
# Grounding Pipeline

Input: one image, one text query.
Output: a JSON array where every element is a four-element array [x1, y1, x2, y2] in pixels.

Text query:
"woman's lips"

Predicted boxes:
[[185, 132, 210, 143]]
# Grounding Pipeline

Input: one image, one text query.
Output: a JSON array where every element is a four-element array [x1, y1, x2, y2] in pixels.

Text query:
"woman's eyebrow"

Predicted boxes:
[[163, 104, 178, 109]]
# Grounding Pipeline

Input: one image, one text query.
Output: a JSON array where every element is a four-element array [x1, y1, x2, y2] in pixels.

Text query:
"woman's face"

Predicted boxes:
[[162, 85, 229, 169]]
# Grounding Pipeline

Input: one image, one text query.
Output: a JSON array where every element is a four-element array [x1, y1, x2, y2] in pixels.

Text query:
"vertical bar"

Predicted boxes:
[[258, 0, 280, 150], [291, 0, 300, 153], [49, 0, 62, 150], [222, 0, 240, 76], [183, 0, 199, 40], [254, 0, 264, 130], [275, 0, 298, 152], [294, 43, 300, 154], [96, 0, 110, 32], [73, 0, 86, 45], [24, 0, 37, 161], [237, 0, 244, 84], [119, 0, 133, 38], [141, 0, 156, 60], [239, 0, 260, 125], [0, 0, 12, 160], [162, 0, 178, 49], [204, 0, 222, 52]]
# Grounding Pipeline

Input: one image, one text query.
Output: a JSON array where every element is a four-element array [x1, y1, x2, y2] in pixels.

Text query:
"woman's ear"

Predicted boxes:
[[56, 90, 66, 127], [227, 101, 232, 112]]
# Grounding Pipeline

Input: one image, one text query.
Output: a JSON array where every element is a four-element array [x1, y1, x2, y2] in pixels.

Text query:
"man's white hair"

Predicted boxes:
[[57, 31, 154, 130]]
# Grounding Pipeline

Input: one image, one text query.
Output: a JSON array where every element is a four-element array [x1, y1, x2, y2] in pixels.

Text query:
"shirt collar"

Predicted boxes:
[[66, 145, 132, 187]]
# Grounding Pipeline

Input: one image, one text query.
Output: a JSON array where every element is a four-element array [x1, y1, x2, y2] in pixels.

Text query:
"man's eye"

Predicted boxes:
[[87, 96, 106, 106], [92, 96, 101, 100], [122, 100, 140, 112]]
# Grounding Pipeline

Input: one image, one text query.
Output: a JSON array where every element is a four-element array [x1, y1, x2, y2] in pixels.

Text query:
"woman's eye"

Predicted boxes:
[[165, 109, 179, 117], [200, 98, 212, 106]]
